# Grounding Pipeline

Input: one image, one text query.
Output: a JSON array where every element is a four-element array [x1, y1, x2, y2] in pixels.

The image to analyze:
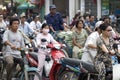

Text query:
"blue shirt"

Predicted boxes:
[[45, 12, 64, 31], [87, 21, 96, 31], [19, 21, 33, 35]]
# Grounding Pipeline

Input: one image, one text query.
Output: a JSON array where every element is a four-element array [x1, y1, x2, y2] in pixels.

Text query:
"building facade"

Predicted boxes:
[[44, 0, 120, 23]]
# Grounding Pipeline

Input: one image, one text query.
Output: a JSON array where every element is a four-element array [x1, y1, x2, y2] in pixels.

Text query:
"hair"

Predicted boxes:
[[75, 20, 84, 28], [33, 14, 39, 20], [99, 23, 110, 31], [41, 23, 49, 29], [73, 13, 80, 20], [103, 16, 110, 21], [9, 17, 19, 26], [89, 14, 94, 18]]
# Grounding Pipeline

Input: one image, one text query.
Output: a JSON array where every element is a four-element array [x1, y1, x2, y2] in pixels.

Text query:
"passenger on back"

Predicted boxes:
[[72, 20, 88, 59], [81, 21, 103, 63]]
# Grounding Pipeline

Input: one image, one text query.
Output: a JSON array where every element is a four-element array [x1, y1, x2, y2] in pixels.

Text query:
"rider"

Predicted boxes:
[[94, 23, 115, 80], [0, 14, 7, 29], [30, 14, 42, 33], [2, 17, 25, 80], [35, 23, 57, 79], [72, 20, 88, 59], [45, 4, 65, 33], [19, 12, 34, 36], [81, 21, 103, 63]]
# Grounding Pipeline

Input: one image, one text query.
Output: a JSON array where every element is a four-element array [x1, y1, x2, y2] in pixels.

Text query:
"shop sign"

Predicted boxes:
[[101, 0, 109, 15]]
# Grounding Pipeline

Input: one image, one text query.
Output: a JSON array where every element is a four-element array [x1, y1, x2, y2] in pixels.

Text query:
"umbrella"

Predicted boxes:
[[17, 2, 36, 10], [28, 2, 36, 9]]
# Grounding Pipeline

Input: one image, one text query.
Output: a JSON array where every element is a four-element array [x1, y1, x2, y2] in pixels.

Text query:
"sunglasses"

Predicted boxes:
[[105, 29, 112, 32]]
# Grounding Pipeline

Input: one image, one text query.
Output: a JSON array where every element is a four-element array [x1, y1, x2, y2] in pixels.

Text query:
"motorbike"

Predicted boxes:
[[58, 40, 120, 80], [46, 42, 69, 80], [59, 57, 96, 80], [18, 30, 38, 53], [59, 57, 114, 80], [0, 47, 41, 80], [23, 38, 69, 80], [0, 52, 4, 79], [0, 28, 5, 79], [53, 31, 73, 58], [16, 48, 41, 80], [0, 27, 5, 51], [27, 32, 38, 52]]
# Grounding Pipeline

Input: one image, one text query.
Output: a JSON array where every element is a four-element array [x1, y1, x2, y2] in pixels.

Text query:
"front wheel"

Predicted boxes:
[[28, 71, 41, 80], [21, 71, 41, 80], [61, 49, 69, 57], [78, 73, 98, 80], [57, 70, 79, 80]]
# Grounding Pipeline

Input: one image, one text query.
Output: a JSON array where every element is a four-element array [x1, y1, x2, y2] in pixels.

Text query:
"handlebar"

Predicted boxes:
[[16, 47, 33, 52]]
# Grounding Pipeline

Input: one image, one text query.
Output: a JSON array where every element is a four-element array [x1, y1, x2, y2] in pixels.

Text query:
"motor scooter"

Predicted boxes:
[[47, 42, 68, 80], [58, 41, 120, 80], [25, 38, 68, 80], [0, 28, 5, 51]]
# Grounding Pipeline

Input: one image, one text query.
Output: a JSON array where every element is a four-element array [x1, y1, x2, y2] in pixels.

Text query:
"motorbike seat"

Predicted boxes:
[[61, 58, 98, 73], [29, 52, 38, 62], [29, 52, 51, 62], [81, 61, 98, 73]]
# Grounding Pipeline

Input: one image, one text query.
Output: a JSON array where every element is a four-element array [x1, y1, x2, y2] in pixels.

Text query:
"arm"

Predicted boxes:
[[72, 37, 83, 48], [97, 37, 109, 53], [99, 44, 109, 53], [3, 31, 17, 50], [88, 44, 97, 49], [85, 35, 97, 49], [50, 25, 55, 32], [85, 26, 92, 33], [26, 22, 34, 33], [50, 34, 58, 43], [36, 34, 41, 47]]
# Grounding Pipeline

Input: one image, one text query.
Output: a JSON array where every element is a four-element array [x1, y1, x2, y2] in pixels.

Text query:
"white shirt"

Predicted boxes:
[[0, 20, 7, 29], [36, 33, 57, 46], [81, 31, 99, 63], [19, 21, 34, 35], [30, 21, 42, 31]]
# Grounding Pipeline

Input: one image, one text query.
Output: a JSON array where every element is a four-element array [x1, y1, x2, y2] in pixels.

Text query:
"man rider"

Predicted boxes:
[[3, 17, 25, 80]]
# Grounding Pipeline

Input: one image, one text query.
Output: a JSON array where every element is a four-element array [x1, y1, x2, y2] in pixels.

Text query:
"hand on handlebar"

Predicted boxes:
[[10, 45, 17, 50], [10, 45, 33, 52], [109, 50, 115, 55]]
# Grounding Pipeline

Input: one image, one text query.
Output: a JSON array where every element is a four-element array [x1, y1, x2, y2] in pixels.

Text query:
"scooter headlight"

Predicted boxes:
[[53, 44, 61, 49]]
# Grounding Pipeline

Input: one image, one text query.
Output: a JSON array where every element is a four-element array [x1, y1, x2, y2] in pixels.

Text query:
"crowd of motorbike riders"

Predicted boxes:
[[0, 4, 120, 80]]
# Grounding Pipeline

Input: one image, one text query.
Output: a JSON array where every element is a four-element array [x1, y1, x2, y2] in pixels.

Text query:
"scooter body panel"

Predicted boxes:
[[49, 49, 66, 80], [50, 49, 66, 61], [44, 59, 54, 77]]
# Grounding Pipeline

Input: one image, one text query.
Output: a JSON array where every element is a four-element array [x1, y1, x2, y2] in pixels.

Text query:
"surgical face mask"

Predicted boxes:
[[43, 29, 49, 34]]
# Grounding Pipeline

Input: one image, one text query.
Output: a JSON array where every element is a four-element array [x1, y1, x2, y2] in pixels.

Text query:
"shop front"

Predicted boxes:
[[109, 0, 120, 17], [101, 0, 120, 17]]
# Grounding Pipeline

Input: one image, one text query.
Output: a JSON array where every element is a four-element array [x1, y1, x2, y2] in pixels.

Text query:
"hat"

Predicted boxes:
[[20, 12, 26, 18], [49, 5, 56, 9], [95, 21, 103, 29]]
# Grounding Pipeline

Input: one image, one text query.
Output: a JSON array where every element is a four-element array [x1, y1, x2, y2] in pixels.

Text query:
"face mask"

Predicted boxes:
[[43, 29, 49, 34]]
